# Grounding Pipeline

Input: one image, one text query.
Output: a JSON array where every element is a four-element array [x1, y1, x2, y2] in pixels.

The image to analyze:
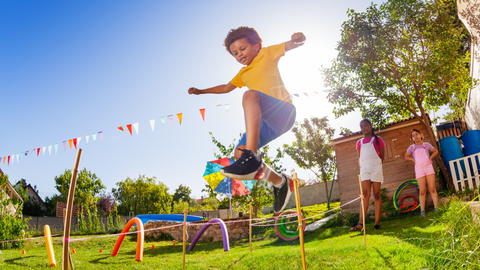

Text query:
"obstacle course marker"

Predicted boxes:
[[293, 173, 307, 270], [44, 225, 56, 267]]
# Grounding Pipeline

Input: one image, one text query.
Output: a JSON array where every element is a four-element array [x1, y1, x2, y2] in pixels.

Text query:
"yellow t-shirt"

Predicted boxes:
[[230, 43, 292, 104]]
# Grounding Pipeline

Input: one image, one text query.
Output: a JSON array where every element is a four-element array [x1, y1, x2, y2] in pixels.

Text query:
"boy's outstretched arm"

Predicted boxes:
[[285, 32, 306, 52], [188, 82, 236, 95]]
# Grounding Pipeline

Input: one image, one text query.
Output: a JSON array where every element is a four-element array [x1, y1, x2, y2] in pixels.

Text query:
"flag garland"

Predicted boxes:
[[0, 90, 326, 167]]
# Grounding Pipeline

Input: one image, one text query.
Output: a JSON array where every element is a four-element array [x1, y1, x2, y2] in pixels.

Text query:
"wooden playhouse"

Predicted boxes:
[[331, 117, 439, 212]]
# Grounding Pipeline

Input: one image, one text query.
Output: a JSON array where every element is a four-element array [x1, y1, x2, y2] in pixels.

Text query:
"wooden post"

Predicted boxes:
[[293, 173, 306, 270], [62, 149, 82, 270], [358, 174, 366, 247], [249, 202, 252, 253], [183, 208, 187, 270]]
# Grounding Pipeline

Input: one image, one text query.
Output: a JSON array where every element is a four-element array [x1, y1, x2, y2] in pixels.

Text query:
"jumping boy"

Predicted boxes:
[[188, 26, 305, 212]]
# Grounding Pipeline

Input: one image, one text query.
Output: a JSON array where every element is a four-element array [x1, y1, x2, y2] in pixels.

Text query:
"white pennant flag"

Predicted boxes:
[[42, 146, 46, 155], [48, 145, 52, 155], [224, 104, 230, 113], [16, 154, 19, 163], [55, 143, 58, 154], [150, 119, 155, 132], [77, 137, 82, 146], [86, 135, 90, 145], [215, 98, 222, 106], [133, 123, 139, 135], [92, 133, 97, 142]]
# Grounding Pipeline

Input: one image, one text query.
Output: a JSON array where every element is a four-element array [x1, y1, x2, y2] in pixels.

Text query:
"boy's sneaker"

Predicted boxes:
[[273, 173, 294, 213], [220, 149, 262, 180]]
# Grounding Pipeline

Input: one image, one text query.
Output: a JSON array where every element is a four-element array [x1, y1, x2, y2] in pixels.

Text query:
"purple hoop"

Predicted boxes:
[[187, 218, 230, 252]]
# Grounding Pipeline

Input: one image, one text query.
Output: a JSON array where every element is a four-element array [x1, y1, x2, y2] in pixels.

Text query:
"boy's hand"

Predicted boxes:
[[188, 87, 201, 95], [291, 32, 306, 44]]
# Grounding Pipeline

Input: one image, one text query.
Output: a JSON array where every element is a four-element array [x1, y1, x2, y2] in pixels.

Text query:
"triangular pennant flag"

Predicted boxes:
[[8, 156, 10, 165], [25, 151, 29, 156], [68, 139, 73, 149], [98, 131, 103, 141], [290, 94, 294, 100], [176, 113, 183, 125], [215, 98, 222, 106], [2, 157, 5, 164], [132, 123, 139, 135], [118, 126, 124, 131], [21, 152, 24, 158], [63, 141, 67, 151], [37, 148, 40, 156], [167, 115, 173, 125], [126, 124, 133, 135], [294, 93, 300, 97], [55, 143, 58, 154], [160, 116, 166, 126], [92, 133, 97, 142], [224, 104, 230, 114], [303, 93, 309, 97], [16, 154, 19, 163], [313, 91, 319, 94], [150, 119, 155, 131], [77, 137, 81, 146], [73, 138, 77, 149], [199, 108, 205, 121], [48, 145, 52, 155], [86, 135, 89, 145], [42, 146, 46, 155]]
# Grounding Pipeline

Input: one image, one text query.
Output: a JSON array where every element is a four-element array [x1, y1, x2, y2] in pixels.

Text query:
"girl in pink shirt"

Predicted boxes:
[[350, 119, 385, 232], [405, 129, 439, 217]]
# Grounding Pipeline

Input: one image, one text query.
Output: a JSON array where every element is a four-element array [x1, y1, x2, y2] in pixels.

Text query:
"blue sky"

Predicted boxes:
[[0, 0, 392, 200]]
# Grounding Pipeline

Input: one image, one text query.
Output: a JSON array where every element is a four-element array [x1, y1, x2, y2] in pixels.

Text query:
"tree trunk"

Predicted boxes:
[[420, 114, 455, 190]]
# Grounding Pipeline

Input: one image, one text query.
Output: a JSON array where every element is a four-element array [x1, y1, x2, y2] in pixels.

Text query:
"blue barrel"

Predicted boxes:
[[439, 136, 465, 179], [461, 130, 480, 176], [461, 130, 480, 156]]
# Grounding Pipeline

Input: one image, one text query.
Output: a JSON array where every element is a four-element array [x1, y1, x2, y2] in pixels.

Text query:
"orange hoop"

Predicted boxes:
[[111, 217, 144, 262]]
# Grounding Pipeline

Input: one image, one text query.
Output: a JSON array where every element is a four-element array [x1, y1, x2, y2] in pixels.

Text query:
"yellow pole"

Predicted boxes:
[[293, 173, 306, 270], [62, 149, 82, 270], [358, 174, 366, 247], [183, 208, 187, 270], [249, 202, 252, 253], [44, 225, 56, 267]]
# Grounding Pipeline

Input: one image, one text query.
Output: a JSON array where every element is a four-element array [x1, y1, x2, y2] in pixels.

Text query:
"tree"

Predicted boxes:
[[54, 168, 105, 208], [97, 193, 116, 216], [321, 0, 474, 189], [208, 132, 284, 217], [283, 116, 336, 183], [172, 184, 192, 204], [112, 175, 172, 216]]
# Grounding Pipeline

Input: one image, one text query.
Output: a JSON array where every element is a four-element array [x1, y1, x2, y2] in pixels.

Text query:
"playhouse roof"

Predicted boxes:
[[331, 115, 431, 146]]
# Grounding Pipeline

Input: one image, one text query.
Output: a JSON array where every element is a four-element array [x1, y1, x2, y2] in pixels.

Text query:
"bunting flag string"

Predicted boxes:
[[1, 90, 326, 167]]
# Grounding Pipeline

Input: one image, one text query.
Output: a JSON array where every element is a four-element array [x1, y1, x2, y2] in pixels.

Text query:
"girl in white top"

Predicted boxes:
[[405, 128, 439, 217], [350, 119, 385, 232]]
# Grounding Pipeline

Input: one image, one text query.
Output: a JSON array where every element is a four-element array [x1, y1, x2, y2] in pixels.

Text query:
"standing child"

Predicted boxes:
[[350, 119, 385, 232], [188, 26, 306, 212], [405, 129, 439, 217]]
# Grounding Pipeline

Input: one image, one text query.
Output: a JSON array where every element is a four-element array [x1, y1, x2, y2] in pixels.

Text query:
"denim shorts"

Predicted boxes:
[[237, 91, 296, 149]]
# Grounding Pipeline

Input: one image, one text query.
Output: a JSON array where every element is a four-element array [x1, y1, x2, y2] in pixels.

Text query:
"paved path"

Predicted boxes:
[[305, 212, 341, 232]]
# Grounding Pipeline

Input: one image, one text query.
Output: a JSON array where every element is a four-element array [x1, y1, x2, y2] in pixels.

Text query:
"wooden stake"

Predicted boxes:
[[358, 174, 366, 247], [183, 208, 187, 270], [249, 202, 252, 253], [293, 173, 306, 270], [62, 149, 82, 270]]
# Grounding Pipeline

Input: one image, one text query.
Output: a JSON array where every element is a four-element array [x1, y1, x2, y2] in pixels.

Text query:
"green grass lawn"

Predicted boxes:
[[0, 201, 477, 269]]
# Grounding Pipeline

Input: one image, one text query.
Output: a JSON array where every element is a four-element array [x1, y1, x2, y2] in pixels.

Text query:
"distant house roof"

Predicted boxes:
[[0, 169, 23, 203], [15, 180, 47, 209], [331, 115, 431, 146]]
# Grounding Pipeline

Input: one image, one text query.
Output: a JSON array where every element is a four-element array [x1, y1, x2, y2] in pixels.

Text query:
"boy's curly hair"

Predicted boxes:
[[224, 26, 263, 56]]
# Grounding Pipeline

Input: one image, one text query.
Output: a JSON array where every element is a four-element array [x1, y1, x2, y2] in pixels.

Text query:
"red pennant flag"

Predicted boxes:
[[126, 124, 133, 135], [8, 155, 10, 165], [177, 113, 183, 125], [118, 126, 124, 131], [37, 148, 40, 156], [199, 108, 205, 121], [73, 138, 77, 149]]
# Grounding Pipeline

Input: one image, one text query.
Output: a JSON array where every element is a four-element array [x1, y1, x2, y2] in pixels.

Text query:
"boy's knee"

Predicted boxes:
[[242, 90, 260, 102], [373, 192, 381, 200]]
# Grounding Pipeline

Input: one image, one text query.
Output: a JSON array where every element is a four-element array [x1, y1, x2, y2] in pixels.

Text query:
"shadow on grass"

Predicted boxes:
[[4, 255, 39, 267]]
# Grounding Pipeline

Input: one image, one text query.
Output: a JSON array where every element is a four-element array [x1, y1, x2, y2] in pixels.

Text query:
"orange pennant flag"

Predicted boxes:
[[118, 126, 124, 131], [177, 113, 183, 125], [73, 138, 77, 149], [68, 140, 73, 149], [126, 124, 133, 135], [2, 157, 5, 164], [199, 108, 205, 121]]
